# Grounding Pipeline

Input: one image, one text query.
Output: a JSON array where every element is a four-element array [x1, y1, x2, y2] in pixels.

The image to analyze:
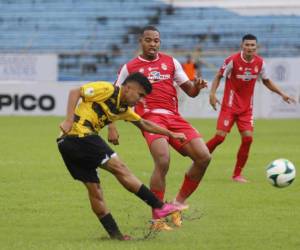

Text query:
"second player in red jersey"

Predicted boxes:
[[110, 26, 211, 231], [206, 34, 296, 183]]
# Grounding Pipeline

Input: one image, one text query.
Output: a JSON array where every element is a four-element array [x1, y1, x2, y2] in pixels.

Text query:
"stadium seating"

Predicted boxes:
[[0, 0, 299, 81]]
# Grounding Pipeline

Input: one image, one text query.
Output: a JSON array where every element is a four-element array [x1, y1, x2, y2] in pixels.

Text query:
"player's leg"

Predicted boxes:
[[175, 137, 211, 204], [84, 182, 129, 240], [206, 130, 227, 153], [232, 130, 253, 182], [166, 116, 210, 227], [139, 113, 173, 230], [232, 111, 254, 182], [149, 138, 170, 203], [206, 109, 234, 153], [57, 136, 130, 240], [140, 113, 170, 202], [148, 138, 173, 230], [102, 156, 186, 219]]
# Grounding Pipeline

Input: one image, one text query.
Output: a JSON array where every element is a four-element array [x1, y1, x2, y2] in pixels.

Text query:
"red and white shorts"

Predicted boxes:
[[141, 111, 201, 152], [217, 107, 254, 133]]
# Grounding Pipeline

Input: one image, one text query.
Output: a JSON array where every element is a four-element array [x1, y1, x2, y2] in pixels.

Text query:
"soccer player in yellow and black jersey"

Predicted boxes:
[[57, 72, 187, 240]]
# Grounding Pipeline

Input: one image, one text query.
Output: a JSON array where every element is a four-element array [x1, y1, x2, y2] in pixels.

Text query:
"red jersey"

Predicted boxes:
[[220, 52, 268, 113], [115, 52, 189, 116]]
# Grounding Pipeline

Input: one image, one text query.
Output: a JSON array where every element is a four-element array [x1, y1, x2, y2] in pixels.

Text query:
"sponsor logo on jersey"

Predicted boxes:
[[237, 71, 257, 81], [161, 63, 167, 70], [84, 87, 94, 96], [148, 71, 171, 82], [148, 67, 158, 71]]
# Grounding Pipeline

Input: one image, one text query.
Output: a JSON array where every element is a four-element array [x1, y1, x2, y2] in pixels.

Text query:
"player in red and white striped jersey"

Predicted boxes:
[[206, 34, 296, 183], [109, 26, 211, 230]]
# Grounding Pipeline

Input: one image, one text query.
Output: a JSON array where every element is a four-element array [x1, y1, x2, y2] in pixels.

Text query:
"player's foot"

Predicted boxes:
[[119, 234, 132, 241], [153, 202, 187, 219], [170, 200, 189, 227], [112, 234, 132, 241], [171, 211, 182, 227], [232, 175, 248, 183], [150, 219, 173, 231]]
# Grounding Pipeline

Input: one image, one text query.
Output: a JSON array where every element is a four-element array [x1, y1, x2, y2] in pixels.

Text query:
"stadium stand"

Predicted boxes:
[[0, 0, 299, 81]]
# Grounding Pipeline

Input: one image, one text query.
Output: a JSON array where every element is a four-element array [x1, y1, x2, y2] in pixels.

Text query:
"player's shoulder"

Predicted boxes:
[[159, 52, 174, 60], [223, 53, 238, 64], [83, 81, 114, 91], [253, 54, 264, 63], [126, 56, 142, 68]]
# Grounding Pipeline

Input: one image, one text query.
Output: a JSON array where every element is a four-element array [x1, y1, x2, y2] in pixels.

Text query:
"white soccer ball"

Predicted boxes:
[[266, 159, 296, 188]]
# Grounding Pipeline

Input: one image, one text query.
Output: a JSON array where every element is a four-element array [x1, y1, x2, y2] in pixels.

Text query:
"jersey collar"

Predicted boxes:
[[138, 53, 160, 62], [240, 51, 254, 63]]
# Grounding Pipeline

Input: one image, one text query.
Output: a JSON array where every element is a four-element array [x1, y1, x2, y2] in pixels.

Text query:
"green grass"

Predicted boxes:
[[0, 117, 299, 250]]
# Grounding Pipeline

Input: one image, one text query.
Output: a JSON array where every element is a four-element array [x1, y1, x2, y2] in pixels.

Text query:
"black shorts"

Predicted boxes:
[[57, 135, 116, 183]]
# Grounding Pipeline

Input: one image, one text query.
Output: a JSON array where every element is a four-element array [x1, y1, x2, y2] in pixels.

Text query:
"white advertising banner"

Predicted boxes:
[[0, 57, 299, 117], [179, 57, 300, 119], [254, 57, 300, 118], [0, 82, 78, 116], [0, 54, 58, 82]]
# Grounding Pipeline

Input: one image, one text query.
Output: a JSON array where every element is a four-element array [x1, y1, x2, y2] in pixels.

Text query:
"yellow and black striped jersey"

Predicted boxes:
[[68, 81, 141, 137]]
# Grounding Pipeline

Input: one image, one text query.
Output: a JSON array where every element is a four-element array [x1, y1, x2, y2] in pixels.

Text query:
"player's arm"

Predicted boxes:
[[180, 78, 208, 97], [174, 58, 207, 97], [107, 122, 119, 145], [107, 64, 129, 145], [262, 78, 296, 104], [209, 72, 223, 110], [131, 119, 186, 142], [60, 87, 81, 134]]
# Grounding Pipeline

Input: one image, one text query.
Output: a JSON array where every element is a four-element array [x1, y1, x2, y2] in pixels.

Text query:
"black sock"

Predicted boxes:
[[135, 184, 164, 209], [99, 213, 123, 239]]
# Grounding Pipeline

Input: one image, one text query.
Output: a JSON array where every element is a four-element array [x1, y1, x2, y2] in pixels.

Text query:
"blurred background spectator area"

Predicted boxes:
[[0, 0, 300, 82]]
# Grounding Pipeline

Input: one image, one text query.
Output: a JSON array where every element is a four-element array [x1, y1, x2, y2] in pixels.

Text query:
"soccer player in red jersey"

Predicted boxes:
[[206, 34, 296, 183], [108, 26, 211, 230]]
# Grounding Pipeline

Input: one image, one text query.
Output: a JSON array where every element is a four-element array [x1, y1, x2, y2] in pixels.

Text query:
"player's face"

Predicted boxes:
[[241, 39, 257, 59], [140, 30, 160, 60], [122, 81, 147, 106]]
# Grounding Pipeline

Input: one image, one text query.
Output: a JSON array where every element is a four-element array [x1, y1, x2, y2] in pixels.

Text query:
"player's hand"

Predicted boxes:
[[282, 94, 296, 104], [59, 119, 73, 134], [194, 78, 208, 90], [108, 125, 120, 145], [209, 93, 220, 111], [170, 132, 187, 142]]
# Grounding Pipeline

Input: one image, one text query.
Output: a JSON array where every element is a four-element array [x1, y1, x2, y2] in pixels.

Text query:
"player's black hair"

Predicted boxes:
[[242, 34, 257, 42], [140, 25, 160, 35], [123, 72, 152, 94]]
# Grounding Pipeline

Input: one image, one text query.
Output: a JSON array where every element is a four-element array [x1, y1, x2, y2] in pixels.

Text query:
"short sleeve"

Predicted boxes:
[[260, 61, 269, 80], [219, 56, 233, 77], [173, 58, 189, 86], [80, 82, 114, 102], [122, 107, 141, 122], [115, 64, 129, 86]]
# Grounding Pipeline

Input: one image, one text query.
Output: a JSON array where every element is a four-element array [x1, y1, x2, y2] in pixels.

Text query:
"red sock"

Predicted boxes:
[[176, 174, 200, 202], [151, 189, 165, 219], [233, 136, 253, 177], [206, 135, 225, 153]]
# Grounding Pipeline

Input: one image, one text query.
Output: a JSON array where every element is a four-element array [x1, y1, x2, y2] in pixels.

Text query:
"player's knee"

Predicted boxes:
[[196, 151, 211, 168], [204, 152, 212, 165], [154, 154, 170, 174]]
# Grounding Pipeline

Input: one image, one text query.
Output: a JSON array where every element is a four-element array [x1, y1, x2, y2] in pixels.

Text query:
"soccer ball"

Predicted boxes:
[[266, 159, 296, 188]]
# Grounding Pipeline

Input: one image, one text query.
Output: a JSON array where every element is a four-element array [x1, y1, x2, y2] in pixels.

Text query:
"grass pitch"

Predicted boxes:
[[0, 117, 299, 250]]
